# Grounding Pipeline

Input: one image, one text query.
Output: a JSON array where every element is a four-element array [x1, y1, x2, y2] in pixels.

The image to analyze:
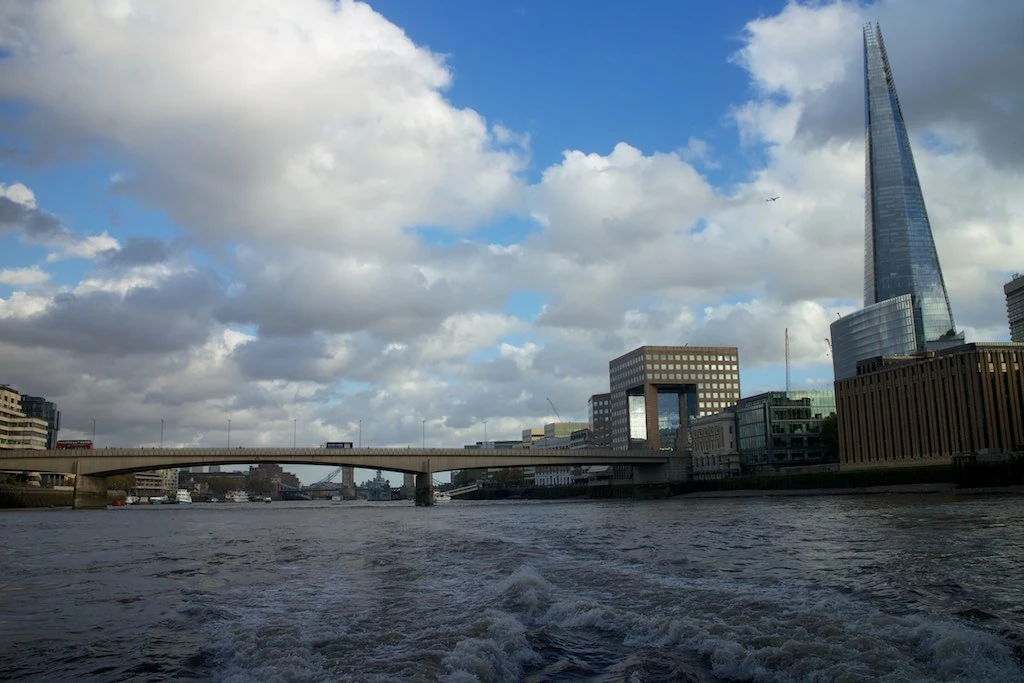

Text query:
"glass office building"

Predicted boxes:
[[734, 392, 834, 473], [831, 294, 918, 380], [832, 23, 962, 380]]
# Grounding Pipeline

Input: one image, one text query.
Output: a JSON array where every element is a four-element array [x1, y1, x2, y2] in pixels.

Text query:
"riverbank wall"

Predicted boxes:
[[455, 461, 1024, 502], [0, 486, 126, 509]]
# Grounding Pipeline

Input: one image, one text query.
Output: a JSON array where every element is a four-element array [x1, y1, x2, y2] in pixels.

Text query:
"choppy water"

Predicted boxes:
[[1, 493, 1022, 682]]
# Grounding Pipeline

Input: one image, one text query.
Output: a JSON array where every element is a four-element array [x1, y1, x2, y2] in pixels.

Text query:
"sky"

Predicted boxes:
[[0, 0, 1021, 486]]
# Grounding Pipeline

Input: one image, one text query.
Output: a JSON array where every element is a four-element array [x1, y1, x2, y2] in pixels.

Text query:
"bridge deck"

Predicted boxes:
[[0, 447, 669, 477]]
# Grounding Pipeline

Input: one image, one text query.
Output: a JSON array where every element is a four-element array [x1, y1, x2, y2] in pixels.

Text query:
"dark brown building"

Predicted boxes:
[[835, 343, 1024, 469]]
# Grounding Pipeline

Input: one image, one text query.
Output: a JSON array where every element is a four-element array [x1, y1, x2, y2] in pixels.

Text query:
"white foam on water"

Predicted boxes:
[[442, 610, 542, 682], [617, 571, 1020, 682], [462, 560, 1023, 682]]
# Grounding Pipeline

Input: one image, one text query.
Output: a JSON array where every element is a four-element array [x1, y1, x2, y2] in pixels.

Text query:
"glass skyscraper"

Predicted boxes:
[[831, 23, 962, 380]]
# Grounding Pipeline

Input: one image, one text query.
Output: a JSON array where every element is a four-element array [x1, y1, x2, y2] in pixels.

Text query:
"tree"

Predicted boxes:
[[494, 467, 524, 487], [106, 474, 135, 491]]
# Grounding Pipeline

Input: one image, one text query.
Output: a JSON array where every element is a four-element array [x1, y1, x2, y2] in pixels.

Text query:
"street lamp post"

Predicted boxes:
[[483, 420, 488, 449], [160, 419, 164, 448], [293, 419, 297, 448], [227, 419, 231, 448], [91, 419, 96, 443], [358, 419, 362, 448], [422, 419, 426, 449]]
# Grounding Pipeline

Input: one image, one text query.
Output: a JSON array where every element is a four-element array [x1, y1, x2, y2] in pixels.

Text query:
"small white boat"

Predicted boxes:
[[175, 489, 193, 504], [124, 494, 139, 505], [433, 491, 452, 504], [263, 496, 272, 503], [149, 495, 168, 505], [225, 490, 250, 503]]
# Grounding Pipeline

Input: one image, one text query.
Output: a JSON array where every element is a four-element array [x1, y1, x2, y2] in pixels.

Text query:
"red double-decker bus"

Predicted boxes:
[[56, 440, 94, 449]]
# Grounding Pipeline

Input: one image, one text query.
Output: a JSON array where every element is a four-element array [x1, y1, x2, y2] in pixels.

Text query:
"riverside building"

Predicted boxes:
[[834, 343, 1024, 469], [1005, 273, 1024, 343], [609, 345, 740, 452], [733, 391, 835, 474], [830, 23, 963, 381], [0, 385, 49, 450], [688, 410, 741, 480]]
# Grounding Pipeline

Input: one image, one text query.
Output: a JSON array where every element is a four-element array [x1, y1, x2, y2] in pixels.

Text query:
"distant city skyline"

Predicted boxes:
[[1, 1, 1021, 485]]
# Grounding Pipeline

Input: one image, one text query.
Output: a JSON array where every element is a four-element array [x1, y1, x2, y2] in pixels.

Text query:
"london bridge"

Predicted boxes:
[[0, 447, 671, 509]]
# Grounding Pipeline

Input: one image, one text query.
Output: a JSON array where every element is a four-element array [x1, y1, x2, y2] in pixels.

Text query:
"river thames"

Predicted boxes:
[[1, 493, 1022, 682]]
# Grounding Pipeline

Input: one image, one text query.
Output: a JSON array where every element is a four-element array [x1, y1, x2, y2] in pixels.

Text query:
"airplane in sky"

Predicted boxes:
[[765, 195, 780, 202]]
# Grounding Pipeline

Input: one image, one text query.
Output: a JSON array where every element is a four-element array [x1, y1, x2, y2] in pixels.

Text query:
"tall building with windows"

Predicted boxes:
[[19, 394, 60, 449], [0, 385, 48, 450], [609, 345, 740, 451], [588, 393, 612, 447], [830, 23, 962, 380], [1005, 273, 1024, 342]]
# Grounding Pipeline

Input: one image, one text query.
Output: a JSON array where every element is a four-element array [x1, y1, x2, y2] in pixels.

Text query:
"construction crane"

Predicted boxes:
[[546, 397, 562, 422]]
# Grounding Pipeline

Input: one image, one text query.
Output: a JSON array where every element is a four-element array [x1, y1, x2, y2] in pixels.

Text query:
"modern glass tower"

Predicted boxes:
[[831, 23, 962, 380]]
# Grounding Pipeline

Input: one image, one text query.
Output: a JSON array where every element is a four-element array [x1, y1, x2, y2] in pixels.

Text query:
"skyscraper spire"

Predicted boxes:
[[829, 24, 962, 380], [862, 22, 956, 340]]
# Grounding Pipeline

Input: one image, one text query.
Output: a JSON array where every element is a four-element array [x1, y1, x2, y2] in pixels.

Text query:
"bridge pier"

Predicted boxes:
[[415, 460, 433, 506], [73, 472, 108, 510]]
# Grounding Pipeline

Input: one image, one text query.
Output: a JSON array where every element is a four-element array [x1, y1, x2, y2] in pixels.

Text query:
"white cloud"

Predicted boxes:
[[0, 0, 526, 254], [0, 266, 49, 286], [0, 182, 36, 207], [0, 291, 50, 318], [45, 231, 121, 263], [731, 1, 860, 98]]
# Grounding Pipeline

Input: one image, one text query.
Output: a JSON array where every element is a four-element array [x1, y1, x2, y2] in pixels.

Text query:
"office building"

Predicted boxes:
[[1006, 274, 1024, 342], [19, 395, 60, 449], [609, 345, 740, 451], [831, 23, 962, 380], [689, 411, 741, 480], [0, 385, 49, 450], [588, 393, 612, 447], [587, 392, 632, 480], [835, 343, 1024, 469], [733, 391, 834, 473]]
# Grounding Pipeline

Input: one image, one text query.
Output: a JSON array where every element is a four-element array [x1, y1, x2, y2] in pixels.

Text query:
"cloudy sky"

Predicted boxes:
[[1, 0, 1020, 485]]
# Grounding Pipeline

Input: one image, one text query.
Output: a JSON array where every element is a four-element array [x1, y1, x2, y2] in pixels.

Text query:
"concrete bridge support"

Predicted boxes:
[[73, 472, 108, 510], [631, 459, 677, 498], [415, 460, 433, 506]]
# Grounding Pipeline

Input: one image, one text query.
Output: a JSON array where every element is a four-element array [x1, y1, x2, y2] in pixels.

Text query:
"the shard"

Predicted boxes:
[[830, 23, 962, 380]]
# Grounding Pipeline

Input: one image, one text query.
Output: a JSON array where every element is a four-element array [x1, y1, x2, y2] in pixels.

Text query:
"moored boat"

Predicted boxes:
[[175, 489, 193, 504], [225, 490, 250, 503]]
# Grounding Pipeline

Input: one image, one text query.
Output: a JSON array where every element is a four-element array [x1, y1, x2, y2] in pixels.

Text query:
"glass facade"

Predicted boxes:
[[734, 392, 833, 472], [830, 294, 918, 380], [863, 23, 956, 342], [786, 390, 836, 419], [832, 25, 960, 380], [627, 393, 647, 449]]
